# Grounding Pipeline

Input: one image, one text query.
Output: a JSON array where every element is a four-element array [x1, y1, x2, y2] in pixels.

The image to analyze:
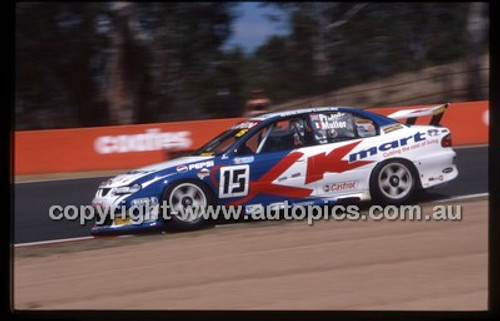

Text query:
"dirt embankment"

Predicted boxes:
[[271, 54, 489, 111], [14, 199, 488, 310]]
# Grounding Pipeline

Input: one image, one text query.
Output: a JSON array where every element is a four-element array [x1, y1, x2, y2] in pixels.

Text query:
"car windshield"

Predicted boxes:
[[192, 121, 260, 156]]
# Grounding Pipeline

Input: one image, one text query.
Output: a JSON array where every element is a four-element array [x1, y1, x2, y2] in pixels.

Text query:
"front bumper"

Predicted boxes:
[[91, 219, 164, 236], [91, 192, 164, 235]]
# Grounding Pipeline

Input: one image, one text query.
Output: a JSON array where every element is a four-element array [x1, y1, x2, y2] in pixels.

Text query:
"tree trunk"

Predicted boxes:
[[107, 2, 135, 124], [465, 2, 487, 101]]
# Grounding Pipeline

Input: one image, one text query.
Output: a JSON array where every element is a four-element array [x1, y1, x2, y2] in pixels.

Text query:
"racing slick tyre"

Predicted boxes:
[[161, 180, 216, 232], [369, 159, 420, 205]]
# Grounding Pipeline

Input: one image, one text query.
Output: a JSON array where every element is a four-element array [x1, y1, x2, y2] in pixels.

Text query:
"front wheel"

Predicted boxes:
[[161, 180, 215, 232], [369, 159, 419, 205]]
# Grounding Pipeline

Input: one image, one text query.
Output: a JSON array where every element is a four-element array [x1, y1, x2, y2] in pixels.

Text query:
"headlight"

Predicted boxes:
[[114, 184, 142, 195]]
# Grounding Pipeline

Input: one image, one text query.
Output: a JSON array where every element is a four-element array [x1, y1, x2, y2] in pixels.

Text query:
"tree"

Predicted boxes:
[[257, 2, 473, 102], [465, 2, 488, 100], [106, 2, 149, 124], [16, 2, 238, 129], [16, 3, 108, 128]]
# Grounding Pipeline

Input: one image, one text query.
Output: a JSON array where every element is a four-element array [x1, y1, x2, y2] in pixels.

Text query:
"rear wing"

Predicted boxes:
[[387, 103, 449, 126]]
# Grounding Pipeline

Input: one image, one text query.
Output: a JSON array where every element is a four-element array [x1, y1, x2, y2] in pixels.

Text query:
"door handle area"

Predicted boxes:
[[296, 158, 306, 163]]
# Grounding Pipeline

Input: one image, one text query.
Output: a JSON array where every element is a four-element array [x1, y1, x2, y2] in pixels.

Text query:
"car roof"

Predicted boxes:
[[248, 106, 340, 121], [248, 106, 398, 126]]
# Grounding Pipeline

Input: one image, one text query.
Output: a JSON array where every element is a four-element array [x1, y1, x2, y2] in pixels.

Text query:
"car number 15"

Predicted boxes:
[[219, 165, 250, 198]]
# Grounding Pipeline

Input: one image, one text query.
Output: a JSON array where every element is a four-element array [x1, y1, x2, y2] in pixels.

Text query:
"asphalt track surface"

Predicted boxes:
[[13, 146, 488, 244]]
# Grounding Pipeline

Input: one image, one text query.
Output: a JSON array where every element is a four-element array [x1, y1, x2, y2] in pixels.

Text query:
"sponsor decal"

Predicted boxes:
[[319, 113, 347, 129], [279, 110, 309, 117], [231, 121, 260, 130], [197, 168, 210, 179], [382, 123, 404, 134], [188, 160, 215, 171], [235, 129, 249, 137], [311, 113, 348, 130], [382, 149, 402, 158], [323, 181, 358, 193], [357, 123, 375, 132], [278, 107, 338, 118], [356, 121, 376, 137], [348, 132, 426, 162], [178, 161, 215, 173], [427, 129, 440, 137], [428, 175, 444, 182], [306, 141, 374, 184], [426, 138, 439, 145], [233, 156, 255, 164], [94, 129, 192, 154], [131, 197, 159, 206]]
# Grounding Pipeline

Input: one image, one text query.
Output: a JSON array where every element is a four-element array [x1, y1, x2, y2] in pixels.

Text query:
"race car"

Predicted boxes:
[[91, 103, 458, 235]]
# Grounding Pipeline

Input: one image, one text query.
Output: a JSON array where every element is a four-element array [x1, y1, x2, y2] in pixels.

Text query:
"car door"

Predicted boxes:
[[223, 116, 317, 208], [306, 111, 379, 198]]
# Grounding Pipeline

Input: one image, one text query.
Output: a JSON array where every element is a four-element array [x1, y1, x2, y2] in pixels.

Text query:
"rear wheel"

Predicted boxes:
[[370, 159, 419, 205], [161, 180, 215, 231]]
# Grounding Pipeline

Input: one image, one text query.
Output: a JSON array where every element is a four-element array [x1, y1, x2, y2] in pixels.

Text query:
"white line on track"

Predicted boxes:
[[14, 235, 133, 248], [14, 193, 489, 248], [434, 192, 489, 203], [15, 174, 117, 185], [14, 236, 95, 248]]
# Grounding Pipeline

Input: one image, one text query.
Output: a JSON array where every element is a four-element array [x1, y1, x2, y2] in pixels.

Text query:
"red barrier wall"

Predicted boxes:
[[14, 118, 244, 175], [14, 101, 488, 175]]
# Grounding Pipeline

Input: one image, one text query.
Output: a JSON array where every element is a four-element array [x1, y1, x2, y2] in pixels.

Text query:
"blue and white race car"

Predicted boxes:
[[91, 104, 458, 235]]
